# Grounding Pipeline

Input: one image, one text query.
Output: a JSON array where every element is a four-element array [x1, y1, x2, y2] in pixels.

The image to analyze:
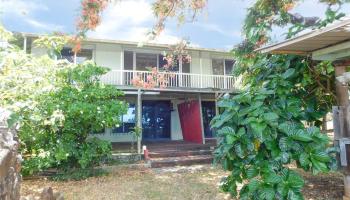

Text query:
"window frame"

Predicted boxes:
[[123, 49, 191, 73], [211, 58, 234, 76], [112, 103, 136, 134], [60, 47, 94, 64]]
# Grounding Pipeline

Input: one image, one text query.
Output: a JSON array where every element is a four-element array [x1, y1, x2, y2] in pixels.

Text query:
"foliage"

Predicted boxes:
[[19, 62, 127, 175], [33, 33, 70, 59], [0, 27, 66, 126], [212, 55, 337, 199], [77, 0, 109, 36], [76, 0, 207, 39], [211, 0, 350, 199], [0, 25, 127, 176]]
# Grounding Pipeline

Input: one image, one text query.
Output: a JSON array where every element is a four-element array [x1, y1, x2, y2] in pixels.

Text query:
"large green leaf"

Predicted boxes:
[[226, 134, 237, 144], [218, 126, 235, 136], [263, 112, 279, 121], [282, 68, 295, 79], [291, 131, 313, 142], [287, 171, 304, 189], [299, 153, 310, 167], [311, 157, 328, 174], [237, 127, 246, 137], [211, 111, 234, 128], [250, 122, 266, 138], [259, 186, 275, 200], [312, 152, 331, 163], [264, 173, 282, 184], [217, 100, 237, 109], [247, 167, 259, 179], [248, 179, 260, 192]]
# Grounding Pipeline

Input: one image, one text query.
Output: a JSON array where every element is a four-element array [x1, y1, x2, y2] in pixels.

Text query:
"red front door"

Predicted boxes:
[[177, 100, 203, 144]]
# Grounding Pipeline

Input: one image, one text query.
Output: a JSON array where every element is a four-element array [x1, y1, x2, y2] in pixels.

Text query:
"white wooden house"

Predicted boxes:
[[22, 33, 240, 146]]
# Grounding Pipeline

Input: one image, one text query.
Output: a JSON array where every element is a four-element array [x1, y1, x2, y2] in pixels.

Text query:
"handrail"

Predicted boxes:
[[109, 69, 233, 78], [100, 69, 240, 90]]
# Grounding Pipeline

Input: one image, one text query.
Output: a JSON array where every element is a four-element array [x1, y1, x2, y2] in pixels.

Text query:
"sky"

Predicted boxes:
[[1, 0, 349, 50]]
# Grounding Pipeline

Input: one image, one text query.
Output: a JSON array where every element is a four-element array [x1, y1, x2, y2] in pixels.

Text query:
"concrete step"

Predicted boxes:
[[149, 149, 213, 158], [148, 144, 215, 152], [150, 155, 213, 168]]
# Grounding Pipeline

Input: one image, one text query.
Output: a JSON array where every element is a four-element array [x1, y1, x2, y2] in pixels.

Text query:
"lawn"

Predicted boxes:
[[21, 165, 343, 200]]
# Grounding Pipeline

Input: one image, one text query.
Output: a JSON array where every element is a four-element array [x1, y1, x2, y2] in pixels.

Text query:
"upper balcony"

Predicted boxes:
[[100, 70, 241, 92]]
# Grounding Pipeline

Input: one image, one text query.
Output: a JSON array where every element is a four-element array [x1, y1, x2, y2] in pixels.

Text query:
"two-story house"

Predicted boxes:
[[22, 33, 240, 148]]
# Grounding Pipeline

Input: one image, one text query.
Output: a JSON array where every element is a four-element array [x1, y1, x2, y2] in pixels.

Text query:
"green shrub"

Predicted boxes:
[[0, 27, 127, 176], [18, 62, 127, 175], [212, 55, 337, 200]]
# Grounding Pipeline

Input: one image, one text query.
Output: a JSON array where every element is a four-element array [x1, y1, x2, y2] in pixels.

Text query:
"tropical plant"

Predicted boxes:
[[19, 62, 127, 175], [0, 25, 127, 175], [211, 1, 350, 199], [212, 55, 337, 199]]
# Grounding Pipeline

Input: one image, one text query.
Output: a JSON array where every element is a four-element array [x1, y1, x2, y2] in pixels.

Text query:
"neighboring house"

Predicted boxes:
[[21, 33, 240, 145]]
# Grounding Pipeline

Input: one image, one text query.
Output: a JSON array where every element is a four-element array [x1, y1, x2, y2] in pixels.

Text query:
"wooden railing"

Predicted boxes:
[[100, 70, 240, 90]]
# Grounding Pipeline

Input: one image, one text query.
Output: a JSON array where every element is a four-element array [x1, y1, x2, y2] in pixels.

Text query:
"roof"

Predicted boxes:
[[19, 32, 230, 54], [256, 17, 350, 56]]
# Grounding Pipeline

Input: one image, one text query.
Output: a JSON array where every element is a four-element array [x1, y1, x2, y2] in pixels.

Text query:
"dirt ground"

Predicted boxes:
[[21, 165, 344, 200]]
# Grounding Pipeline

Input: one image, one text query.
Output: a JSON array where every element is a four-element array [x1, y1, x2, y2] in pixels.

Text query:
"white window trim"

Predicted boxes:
[[211, 58, 235, 76], [122, 49, 192, 73]]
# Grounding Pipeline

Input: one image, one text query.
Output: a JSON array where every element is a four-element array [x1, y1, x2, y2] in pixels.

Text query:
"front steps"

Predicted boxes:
[[146, 140, 216, 168]]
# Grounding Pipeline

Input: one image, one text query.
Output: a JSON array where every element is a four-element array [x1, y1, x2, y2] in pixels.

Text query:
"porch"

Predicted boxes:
[[100, 69, 241, 91]]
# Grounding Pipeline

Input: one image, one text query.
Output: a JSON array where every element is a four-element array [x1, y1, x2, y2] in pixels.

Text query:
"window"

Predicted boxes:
[[124, 51, 133, 70], [61, 48, 93, 64], [158, 54, 179, 72], [124, 52, 191, 73], [136, 53, 157, 71], [182, 56, 190, 73], [212, 59, 235, 75], [112, 104, 136, 134], [225, 60, 235, 75], [212, 59, 224, 75]]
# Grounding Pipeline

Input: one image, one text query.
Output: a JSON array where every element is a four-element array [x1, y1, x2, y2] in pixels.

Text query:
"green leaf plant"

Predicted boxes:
[[212, 0, 348, 199], [212, 58, 338, 199], [0, 25, 127, 175]]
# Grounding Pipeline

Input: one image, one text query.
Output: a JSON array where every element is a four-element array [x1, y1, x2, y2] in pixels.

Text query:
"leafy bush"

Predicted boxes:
[[0, 27, 127, 176], [18, 62, 127, 175], [212, 55, 337, 200]]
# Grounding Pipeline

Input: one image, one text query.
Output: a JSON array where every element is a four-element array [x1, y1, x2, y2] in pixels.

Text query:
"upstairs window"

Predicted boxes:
[[136, 53, 157, 71], [159, 54, 179, 72], [124, 51, 134, 70], [212, 59, 235, 75], [225, 60, 235, 75], [123, 51, 191, 73], [61, 48, 93, 64], [212, 59, 224, 75]]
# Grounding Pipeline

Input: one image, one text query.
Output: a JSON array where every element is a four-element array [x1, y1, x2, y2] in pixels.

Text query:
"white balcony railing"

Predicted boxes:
[[100, 70, 240, 90]]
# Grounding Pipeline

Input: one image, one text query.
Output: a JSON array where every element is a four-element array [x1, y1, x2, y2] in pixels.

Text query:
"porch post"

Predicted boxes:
[[334, 62, 350, 200], [215, 92, 219, 116], [137, 88, 142, 154], [198, 93, 205, 144]]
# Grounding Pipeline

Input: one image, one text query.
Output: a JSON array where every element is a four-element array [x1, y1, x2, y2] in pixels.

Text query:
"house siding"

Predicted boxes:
[[28, 37, 231, 144]]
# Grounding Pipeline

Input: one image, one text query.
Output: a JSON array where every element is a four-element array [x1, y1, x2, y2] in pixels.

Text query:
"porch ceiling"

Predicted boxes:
[[123, 90, 218, 100], [256, 18, 350, 58]]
